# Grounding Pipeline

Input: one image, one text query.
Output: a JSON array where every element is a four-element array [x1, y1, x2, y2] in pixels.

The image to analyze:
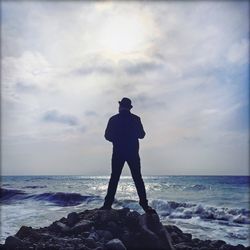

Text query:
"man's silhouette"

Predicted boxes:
[[101, 97, 154, 213]]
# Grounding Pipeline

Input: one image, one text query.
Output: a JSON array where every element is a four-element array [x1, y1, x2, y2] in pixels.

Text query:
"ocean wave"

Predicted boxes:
[[29, 192, 101, 206], [0, 188, 27, 201], [0, 188, 101, 206], [157, 183, 208, 191], [22, 185, 47, 189], [150, 199, 250, 225], [184, 184, 208, 191]]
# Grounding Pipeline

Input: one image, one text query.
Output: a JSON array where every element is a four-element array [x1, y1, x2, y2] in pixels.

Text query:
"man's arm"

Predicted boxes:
[[104, 118, 114, 142], [137, 117, 146, 139]]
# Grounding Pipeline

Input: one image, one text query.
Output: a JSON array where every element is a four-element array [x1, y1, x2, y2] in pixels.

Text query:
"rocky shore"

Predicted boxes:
[[1, 208, 249, 250]]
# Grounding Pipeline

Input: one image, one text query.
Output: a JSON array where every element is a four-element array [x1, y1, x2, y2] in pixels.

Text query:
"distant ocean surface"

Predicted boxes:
[[1, 175, 249, 246]]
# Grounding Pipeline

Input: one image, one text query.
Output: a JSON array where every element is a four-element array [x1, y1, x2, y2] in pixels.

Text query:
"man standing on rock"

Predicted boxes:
[[101, 97, 154, 213]]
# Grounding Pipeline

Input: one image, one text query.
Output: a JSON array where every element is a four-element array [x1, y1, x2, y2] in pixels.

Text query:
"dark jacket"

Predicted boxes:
[[105, 110, 145, 156]]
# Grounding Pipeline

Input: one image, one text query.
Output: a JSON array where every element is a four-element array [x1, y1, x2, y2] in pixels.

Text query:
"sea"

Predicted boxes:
[[1, 175, 249, 246]]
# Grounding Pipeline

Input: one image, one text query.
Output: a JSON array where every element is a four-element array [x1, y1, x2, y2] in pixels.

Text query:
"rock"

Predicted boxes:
[[210, 240, 226, 248], [96, 230, 113, 241], [15, 226, 33, 239], [138, 213, 174, 250], [50, 221, 70, 233], [71, 220, 94, 234], [220, 244, 237, 250], [5, 236, 24, 249], [126, 211, 140, 229], [1, 208, 249, 250], [235, 245, 246, 250], [117, 207, 130, 217], [181, 232, 192, 242], [88, 231, 99, 241], [165, 225, 183, 235], [174, 242, 192, 250], [67, 212, 80, 227], [84, 237, 97, 248], [15, 225, 41, 241], [99, 210, 120, 224], [105, 238, 126, 250], [107, 221, 118, 233]]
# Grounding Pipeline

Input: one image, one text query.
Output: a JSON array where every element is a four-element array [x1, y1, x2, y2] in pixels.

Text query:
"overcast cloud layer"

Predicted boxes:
[[1, 1, 249, 175]]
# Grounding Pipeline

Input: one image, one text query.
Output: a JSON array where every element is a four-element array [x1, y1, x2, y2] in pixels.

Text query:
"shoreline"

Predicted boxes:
[[1, 208, 249, 250]]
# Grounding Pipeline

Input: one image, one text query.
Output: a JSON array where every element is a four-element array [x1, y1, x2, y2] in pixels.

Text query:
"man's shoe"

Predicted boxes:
[[99, 205, 112, 210]]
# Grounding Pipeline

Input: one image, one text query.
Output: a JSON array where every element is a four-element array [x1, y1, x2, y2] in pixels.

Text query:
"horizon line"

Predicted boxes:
[[1, 174, 249, 177]]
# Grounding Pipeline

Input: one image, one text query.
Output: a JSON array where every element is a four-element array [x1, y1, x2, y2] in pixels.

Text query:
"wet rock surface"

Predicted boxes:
[[0, 208, 249, 250]]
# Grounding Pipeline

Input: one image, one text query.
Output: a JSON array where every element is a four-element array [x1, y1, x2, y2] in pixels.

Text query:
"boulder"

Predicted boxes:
[[15, 225, 41, 241], [96, 230, 113, 241], [105, 238, 126, 250], [84, 237, 97, 248], [210, 240, 226, 248], [5, 236, 25, 249], [1, 208, 249, 250], [49, 221, 70, 233], [67, 212, 79, 227], [126, 211, 140, 229], [71, 220, 94, 234]]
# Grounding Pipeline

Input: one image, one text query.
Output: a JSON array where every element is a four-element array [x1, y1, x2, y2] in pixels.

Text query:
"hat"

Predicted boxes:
[[119, 97, 133, 109]]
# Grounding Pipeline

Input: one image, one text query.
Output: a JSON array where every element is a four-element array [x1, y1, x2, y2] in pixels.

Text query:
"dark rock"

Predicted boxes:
[[99, 210, 120, 224], [220, 244, 237, 250], [88, 231, 99, 241], [165, 225, 183, 235], [126, 211, 140, 229], [182, 232, 192, 242], [84, 237, 97, 248], [49, 221, 70, 233], [174, 242, 192, 250], [5, 236, 24, 249], [235, 244, 246, 250], [96, 230, 113, 241], [105, 238, 126, 250], [192, 238, 201, 246], [16, 225, 41, 241], [199, 247, 212, 250], [67, 212, 80, 227], [2, 208, 249, 250], [71, 220, 94, 234], [107, 221, 118, 233], [146, 212, 162, 234], [117, 208, 130, 217], [210, 239, 226, 248], [138, 213, 174, 250], [170, 232, 181, 244], [15, 226, 32, 239]]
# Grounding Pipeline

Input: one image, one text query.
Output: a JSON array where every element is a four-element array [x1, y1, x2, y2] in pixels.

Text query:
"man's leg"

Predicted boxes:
[[127, 154, 149, 211], [103, 154, 125, 208]]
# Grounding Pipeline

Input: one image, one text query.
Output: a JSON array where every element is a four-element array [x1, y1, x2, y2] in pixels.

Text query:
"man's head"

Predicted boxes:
[[118, 97, 133, 111]]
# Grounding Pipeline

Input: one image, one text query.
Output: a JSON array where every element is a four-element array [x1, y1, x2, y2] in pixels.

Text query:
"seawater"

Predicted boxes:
[[1, 175, 249, 246]]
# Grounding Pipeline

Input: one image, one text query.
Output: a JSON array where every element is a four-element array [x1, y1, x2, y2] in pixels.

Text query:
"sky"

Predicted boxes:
[[1, 1, 249, 175]]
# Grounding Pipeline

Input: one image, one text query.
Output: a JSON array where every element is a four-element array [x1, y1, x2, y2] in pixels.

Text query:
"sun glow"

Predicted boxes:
[[99, 14, 151, 57]]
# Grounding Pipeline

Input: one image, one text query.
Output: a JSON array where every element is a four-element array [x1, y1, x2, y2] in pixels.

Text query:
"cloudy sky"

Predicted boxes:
[[2, 1, 249, 175]]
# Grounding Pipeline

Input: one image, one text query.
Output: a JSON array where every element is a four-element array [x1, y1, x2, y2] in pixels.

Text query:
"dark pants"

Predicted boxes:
[[104, 152, 148, 209]]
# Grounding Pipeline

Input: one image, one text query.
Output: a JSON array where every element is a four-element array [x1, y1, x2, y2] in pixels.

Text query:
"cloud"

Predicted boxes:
[[227, 39, 249, 65], [72, 57, 115, 76], [85, 111, 98, 117], [15, 82, 40, 93], [122, 60, 163, 75], [42, 110, 79, 126], [1, 1, 249, 175]]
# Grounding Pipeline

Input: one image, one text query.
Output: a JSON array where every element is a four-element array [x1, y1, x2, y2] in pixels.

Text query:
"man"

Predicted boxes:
[[101, 97, 154, 213]]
